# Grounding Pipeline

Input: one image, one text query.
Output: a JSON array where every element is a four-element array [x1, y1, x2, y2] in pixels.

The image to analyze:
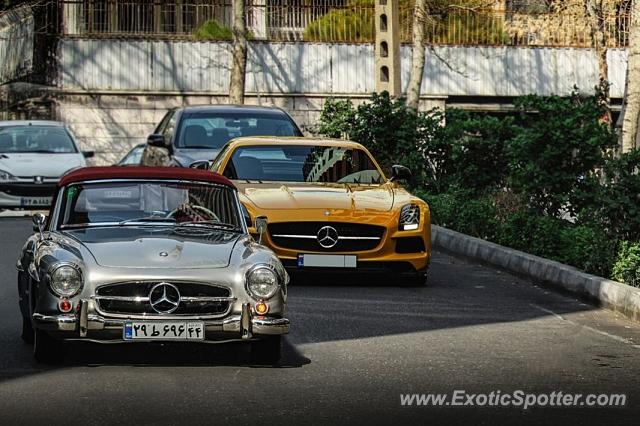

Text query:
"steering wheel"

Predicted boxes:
[[167, 204, 220, 222]]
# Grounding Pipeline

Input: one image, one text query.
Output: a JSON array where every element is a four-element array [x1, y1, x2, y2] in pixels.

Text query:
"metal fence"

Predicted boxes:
[[2, 0, 635, 47]]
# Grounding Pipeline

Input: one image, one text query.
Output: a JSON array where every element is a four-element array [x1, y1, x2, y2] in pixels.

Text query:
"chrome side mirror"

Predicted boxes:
[[32, 213, 46, 239], [189, 160, 211, 170], [255, 216, 268, 244]]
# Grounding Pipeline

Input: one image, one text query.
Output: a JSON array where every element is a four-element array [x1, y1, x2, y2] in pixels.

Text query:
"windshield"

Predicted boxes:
[[223, 145, 384, 184], [176, 111, 301, 150], [58, 181, 242, 230], [0, 125, 78, 154]]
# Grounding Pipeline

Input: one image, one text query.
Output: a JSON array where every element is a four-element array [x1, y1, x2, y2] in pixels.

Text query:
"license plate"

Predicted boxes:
[[123, 321, 205, 341], [20, 196, 51, 206], [297, 254, 357, 268]]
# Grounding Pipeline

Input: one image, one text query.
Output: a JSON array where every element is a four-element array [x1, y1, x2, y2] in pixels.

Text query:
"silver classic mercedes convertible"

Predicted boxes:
[[17, 166, 289, 364]]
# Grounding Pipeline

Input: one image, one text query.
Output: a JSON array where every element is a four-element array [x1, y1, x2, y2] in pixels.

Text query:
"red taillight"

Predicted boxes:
[[59, 298, 72, 313]]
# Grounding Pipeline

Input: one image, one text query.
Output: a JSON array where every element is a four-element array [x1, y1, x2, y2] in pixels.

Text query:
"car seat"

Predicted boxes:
[[233, 156, 264, 180], [183, 125, 208, 148]]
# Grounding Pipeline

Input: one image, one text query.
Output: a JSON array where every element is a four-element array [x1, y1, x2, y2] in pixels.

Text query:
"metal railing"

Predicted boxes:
[[2, 0, 634, 47]]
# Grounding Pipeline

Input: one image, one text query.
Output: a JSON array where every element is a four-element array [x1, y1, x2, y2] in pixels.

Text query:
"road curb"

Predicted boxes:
[[432, 225, 640, 323]]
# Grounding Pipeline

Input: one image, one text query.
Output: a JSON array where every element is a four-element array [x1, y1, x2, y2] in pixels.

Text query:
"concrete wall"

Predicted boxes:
[[53, 39, 629, 164]]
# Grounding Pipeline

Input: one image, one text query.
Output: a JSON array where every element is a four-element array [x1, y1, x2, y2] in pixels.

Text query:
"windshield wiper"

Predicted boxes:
[[118, 217, 176, 226], [177, 220, 237, 229]]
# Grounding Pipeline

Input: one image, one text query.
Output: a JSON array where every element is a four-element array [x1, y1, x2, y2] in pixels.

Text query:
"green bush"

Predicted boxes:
[[193, 20, 254, 41], [303, 0, 507, 44], [304, 0, 376, 42], [194, 20, 233, 40], [418, 188, 499, 240], [612, 242, 640, 287], [558, 224, 618, 279], [507, 91, 617, 217], [590, 149, 640, 241]]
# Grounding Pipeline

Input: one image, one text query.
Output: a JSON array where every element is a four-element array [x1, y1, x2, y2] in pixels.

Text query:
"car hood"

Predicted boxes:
[[173, 149, 221, 167], [0, 153, 85, 177], [235, 182, 395, 212], [63, 226, 240, 269]]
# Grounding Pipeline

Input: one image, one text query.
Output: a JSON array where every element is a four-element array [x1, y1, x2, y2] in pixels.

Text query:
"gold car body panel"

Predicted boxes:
[[212, 137, 432, 272]]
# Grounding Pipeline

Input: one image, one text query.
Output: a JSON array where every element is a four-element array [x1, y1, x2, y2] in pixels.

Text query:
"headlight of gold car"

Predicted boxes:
[[246, 266, 279, 299], [399, 204, 421, 231], [49, 264, 83, 297]]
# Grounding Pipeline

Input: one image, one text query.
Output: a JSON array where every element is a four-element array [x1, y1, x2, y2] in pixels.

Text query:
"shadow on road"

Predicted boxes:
[[57, 339, 310, 369], [0, 218, 622, 384]]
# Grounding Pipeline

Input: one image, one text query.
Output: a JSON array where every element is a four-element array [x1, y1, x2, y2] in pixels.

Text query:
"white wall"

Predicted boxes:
[[58, 40, 626, 98]]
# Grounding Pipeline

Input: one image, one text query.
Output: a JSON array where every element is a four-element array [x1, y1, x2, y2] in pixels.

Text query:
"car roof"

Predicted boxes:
[[58, 166, 235, 188], [180, 104, 290, 115], [224, 137, 367, 150], [0, 120, 65, 127]]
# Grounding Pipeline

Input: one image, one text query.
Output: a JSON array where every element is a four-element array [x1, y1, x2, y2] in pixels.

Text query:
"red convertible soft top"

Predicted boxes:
[[58, 166, 235, 188]]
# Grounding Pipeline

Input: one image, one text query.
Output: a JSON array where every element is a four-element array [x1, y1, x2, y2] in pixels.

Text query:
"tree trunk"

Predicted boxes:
[[406, 0, 428, 111], [585, 0, 611, 124], [229, 0, 247, 105], [619, 0, 640, 152]]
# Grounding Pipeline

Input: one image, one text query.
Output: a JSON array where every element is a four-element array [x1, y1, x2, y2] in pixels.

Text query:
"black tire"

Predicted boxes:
[[33, 329, 66, 364], [21, 316, 34, 344], [250, 335, 283, 366]]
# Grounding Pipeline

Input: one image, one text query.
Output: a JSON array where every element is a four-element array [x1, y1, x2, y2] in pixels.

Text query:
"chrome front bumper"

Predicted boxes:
[[33, 301, 289, 342]]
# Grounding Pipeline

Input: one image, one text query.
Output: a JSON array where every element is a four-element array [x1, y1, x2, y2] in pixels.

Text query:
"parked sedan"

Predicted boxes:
[[210, 137, 432, 285], [141, 105, 303, 168], [0, 121, 94, 208], [17, 166, 289, 364]]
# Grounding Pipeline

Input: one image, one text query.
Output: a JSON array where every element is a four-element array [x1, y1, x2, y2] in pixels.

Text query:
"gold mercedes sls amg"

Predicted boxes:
[[209, 137, 431, 284]]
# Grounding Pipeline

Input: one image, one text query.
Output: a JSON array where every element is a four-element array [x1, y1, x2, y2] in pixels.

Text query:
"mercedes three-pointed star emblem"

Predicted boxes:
[[317, 225, 339, 249], [149, 282, 181, 314]]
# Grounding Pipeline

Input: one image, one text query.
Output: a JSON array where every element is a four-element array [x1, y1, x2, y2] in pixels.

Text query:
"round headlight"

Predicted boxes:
[[50, 265, 83, 297], [246, 267, 279, 299]]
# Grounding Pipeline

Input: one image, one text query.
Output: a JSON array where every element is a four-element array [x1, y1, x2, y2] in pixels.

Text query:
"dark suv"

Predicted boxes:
[[141, 105, 303, 167]]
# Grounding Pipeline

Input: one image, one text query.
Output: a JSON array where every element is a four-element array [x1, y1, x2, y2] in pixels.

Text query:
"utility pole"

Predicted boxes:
[[375, 0, 401, 97]]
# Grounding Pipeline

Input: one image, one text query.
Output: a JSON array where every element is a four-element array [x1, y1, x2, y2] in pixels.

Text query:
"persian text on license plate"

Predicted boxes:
[[20, 196, 51, 206], [123, 321, 204, 341]]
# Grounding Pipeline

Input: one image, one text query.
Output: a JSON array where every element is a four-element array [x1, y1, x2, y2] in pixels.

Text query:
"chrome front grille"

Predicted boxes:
[[268, 222, 385, 252], [95, 282, 234, 317]]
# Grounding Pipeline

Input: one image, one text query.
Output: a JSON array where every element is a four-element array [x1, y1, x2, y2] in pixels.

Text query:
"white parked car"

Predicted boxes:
[[0, 121, 94, 208]]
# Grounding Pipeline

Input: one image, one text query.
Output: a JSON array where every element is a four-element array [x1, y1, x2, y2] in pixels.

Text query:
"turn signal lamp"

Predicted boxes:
[[255, 302, 269, 315]]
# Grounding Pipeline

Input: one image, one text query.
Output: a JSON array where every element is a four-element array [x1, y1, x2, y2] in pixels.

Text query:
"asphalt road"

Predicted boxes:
[[0, 218, 638, 425]]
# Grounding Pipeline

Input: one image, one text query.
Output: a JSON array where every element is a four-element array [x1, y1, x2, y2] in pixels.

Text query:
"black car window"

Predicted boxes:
[[162, 112, 179, 146], [224, 145, 384, 184], [0, 126, 78, 154], [175, 111, 301, 150], [154, 110, 174, 134]]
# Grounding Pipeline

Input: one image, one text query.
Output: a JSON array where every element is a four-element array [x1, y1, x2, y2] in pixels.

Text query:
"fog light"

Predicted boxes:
[[255, 301, 269, 315], [59, 298, 72, 313]]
